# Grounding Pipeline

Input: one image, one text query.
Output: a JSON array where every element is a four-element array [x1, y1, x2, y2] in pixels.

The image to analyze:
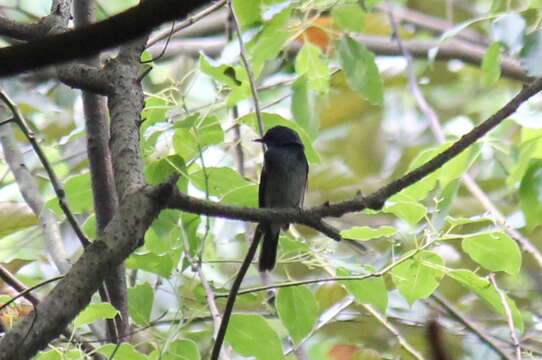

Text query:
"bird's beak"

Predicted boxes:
[[253, 138, 263, 143]]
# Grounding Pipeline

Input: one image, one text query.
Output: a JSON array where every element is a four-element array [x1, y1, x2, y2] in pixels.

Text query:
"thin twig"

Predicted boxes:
[[286, 295, 355, 355], [215, 241, 432, 297], [227, 0, 265, 139], [210, 228, 262, 360], [198, 268, 223, 338], [0, 276, 64, 313], [0, 89, 90, 247], [431, 293, 516, 360], [385, 3, 542, 272], [146, 0, 227, 47], [0, 120, 70, 273], [363, 304, 425, 360], [489, 274, 522, 360], [0, 265, 105, 360]]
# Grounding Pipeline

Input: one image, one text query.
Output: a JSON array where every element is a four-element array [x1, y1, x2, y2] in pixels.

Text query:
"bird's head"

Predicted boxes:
[[254, 126, 304, 148]]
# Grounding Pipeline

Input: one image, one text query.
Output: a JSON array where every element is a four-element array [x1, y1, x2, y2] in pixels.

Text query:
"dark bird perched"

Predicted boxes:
[[255, 126, 308, 272]]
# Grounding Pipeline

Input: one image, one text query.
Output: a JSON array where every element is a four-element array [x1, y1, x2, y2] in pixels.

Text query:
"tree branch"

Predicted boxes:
[[0, 89, 90, 248], [166, 76, 542, 234], [73, 0, 128, 343], [354, 34, 529, 82], [0, 181, 176, 359], [0, 0, 208, 77], [210, 227, 262, 360], [0, 123, 70, 273]]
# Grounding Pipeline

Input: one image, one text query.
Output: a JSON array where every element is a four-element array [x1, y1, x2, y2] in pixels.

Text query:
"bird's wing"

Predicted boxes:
[[300, 153, 308, 207], [259, 165, 267, 208]]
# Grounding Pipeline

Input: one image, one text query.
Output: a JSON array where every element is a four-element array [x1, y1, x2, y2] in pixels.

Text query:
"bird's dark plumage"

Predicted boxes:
[[256, 126, 308, 271]]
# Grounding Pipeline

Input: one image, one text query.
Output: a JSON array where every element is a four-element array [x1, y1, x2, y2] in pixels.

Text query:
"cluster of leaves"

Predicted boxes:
[[1, 0, 542, 359]]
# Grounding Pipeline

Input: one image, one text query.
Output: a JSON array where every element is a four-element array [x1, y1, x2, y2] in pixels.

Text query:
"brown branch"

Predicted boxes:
[[0, 16, 45, 41], [0, 181, 176, 360], [74, 0, 128, 343], [152, 34, 529, 82], [354, 34, 529, 82], [0, 0, 208, 77], [374, 2, 488, 45], [0, 266, 106, 360]]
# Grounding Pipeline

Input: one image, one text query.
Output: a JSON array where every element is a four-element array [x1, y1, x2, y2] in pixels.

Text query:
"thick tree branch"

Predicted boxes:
[[0, 0, 207, 77], [0, 181, 176, 360], [74, 0, 128, 343], [0, 17, 45, 41]]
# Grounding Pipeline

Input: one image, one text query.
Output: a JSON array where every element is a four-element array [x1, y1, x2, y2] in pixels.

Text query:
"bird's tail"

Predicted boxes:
[[258, 224, 280, 272]]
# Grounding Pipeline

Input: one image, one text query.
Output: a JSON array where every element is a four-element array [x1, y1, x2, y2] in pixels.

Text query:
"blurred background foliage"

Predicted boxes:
[[1, 0, 542, 359]]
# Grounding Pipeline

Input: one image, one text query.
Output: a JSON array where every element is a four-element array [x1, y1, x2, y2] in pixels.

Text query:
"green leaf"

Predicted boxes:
[[448, 269, 523, 331], [437, 141, 473, 187], [34, 350, 62, 360], [194, 115, 224, 146], [445, 216, 493, 226], [249, 6, 291, 65], [437, 16, 491, 45], [384, 201, 427, 225], [392, 141, 473, 201], [238, 112, 320, 162], [150, 339, 200, 360], [295, 43, 329, 93], [199, 55, 250, 106], [181, 212, 201, 258], [125, 252, 174, 277], [0, 202, 38, 238], [490, 0, 504, 12], [141, 95, 167, 127], [0, 227, 44, 262], [462, 232, 522, 275], [172, 128, 198, 162], [336, 36, 383, 105], [390, 146, 439, 202], [145, 155, 185, 185], [170, 114, 224, 162], [128, 282, 154, 326], [225, 314, 283, 360], [277, 285, 319, 344], [232, 0, 262, 29], [145, 212, 182, 255], [98, 344, 147, 360], [64, 172, 93, 213], [520, 160, 542, 231], [482, 42, 502, 85], [74, 302, 118, 328], [331, 4, 365, 32], [341, 225, 396, 241], [190, 166, 253, 196], [390, 251, 445, 304], [493, 13, 525, 54], [81, 214, 96, 240], [508, 133, 542, 184], [291, 75, 320, 139], [338, 266, 388, 313], [221, 184, 259, 206]]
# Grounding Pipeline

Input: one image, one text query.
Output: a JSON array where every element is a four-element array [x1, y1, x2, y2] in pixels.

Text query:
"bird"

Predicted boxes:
[[255, 125, 308, 272]]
